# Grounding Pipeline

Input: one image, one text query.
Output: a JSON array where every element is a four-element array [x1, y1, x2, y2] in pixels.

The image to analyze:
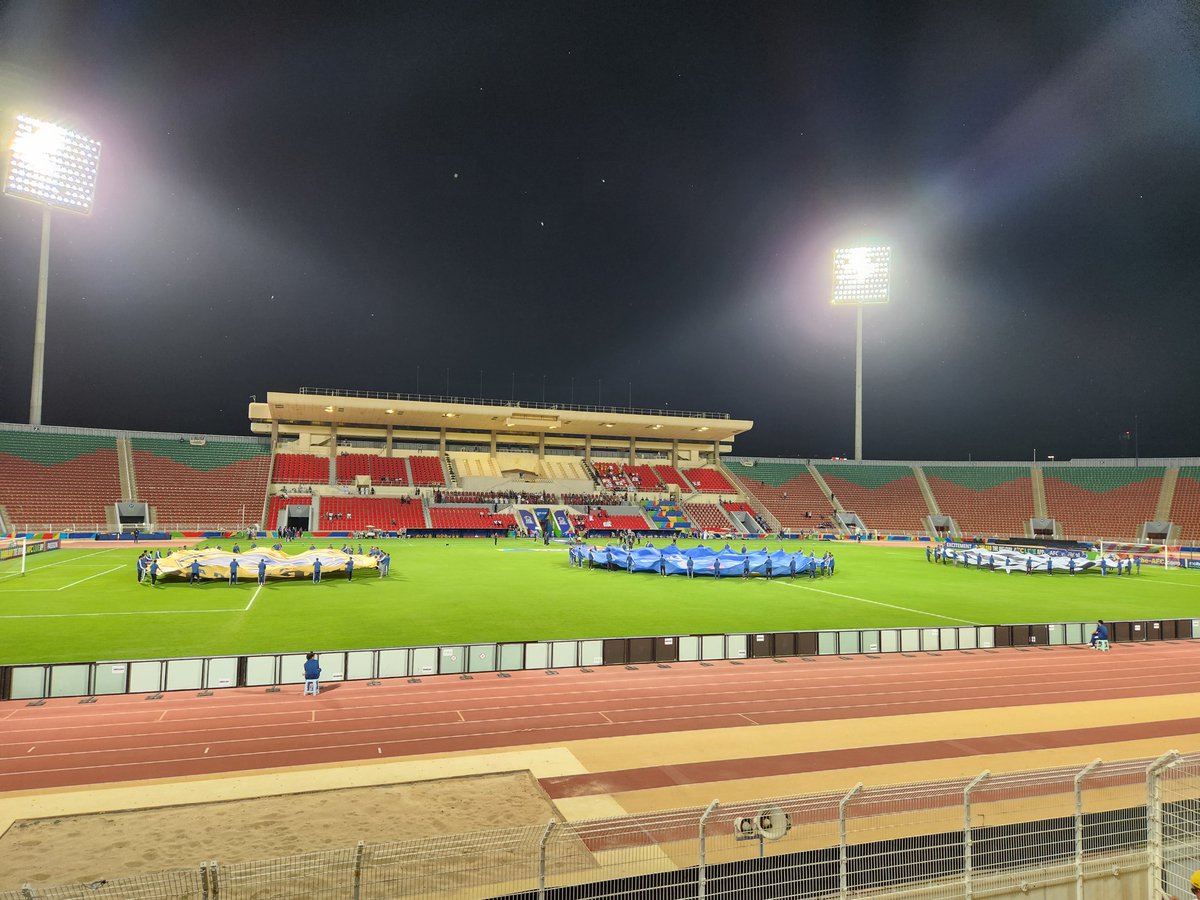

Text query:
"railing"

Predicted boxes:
[[5, 752, 1198, 899], [298, 386, 733, 420], [4, 618, 1196, 701], [0, 420, 269, 445]]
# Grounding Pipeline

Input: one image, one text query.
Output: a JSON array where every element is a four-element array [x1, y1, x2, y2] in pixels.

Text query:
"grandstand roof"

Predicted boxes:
[[250, 389, 754, 444]]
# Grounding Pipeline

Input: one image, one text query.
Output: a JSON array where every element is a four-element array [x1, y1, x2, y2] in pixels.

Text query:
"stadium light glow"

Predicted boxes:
[[4, 114, 103, 427], [5, 115, 101, 213], [832, 246, 891, 305], [832, 246, 892, 461]]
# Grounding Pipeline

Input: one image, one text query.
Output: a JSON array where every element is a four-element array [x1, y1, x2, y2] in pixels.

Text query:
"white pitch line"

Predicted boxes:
[[0, 547, 119, 581], [777, 580, 979, 625], [244, 583, 263, 611], [56, 566, 124, 591]]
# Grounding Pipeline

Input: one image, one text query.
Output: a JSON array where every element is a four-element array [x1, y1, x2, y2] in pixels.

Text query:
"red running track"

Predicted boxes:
[[1, 643, 1198, 794]]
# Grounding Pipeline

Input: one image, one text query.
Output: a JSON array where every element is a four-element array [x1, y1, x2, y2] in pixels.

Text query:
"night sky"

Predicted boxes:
[[1, 1, 1198, 461]]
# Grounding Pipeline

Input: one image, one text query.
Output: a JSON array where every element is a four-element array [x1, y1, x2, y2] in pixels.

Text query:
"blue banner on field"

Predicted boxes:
[[569, 542, 830, 578]]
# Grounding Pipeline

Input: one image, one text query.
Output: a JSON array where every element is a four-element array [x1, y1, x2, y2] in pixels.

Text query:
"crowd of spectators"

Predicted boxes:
[[429, 489, 554, 505], [562, 492, 625, 507]]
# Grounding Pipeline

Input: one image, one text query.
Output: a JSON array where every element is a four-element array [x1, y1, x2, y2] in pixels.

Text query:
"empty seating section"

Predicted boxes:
[[131, 438, 272, 528], [683, 468, 734, 493], [1042, 467, 1164, 541], [1171, 467, 1200, 543], [318, 497, 426, 530], [273, 453, 329, 484], [335, 454, 410, 485], [726, 460, 832, 529], [815, 464, 928, 533], [266, 494, 311, 529], [923, 467, 1033, 538], [624, 465, 662, 489], [428, 506, 515, 529], [684, 503, 732, 532], [0, 430, 119, 528], [653, 465, 693, 492], [571, 510, 650, 532], [409, 455, 446, 486], [723, 501, 756, 514]]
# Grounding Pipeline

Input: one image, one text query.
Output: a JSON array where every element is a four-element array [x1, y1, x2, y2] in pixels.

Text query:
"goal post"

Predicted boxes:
[[0, 536, 28, 576]]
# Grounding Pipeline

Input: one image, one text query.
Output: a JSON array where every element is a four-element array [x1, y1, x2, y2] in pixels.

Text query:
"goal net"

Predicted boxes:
[[1097, 541, 1182, 569], [0, 536, 27, 576]]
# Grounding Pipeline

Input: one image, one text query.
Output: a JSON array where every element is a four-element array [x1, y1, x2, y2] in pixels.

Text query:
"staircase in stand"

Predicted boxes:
[[644, 499, 690, 532]]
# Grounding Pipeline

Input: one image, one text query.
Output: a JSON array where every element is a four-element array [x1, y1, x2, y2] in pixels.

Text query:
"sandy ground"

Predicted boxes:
[[0, 771, 561, 891]]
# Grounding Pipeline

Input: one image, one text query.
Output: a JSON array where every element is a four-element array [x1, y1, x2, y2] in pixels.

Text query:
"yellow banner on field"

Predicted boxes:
[[153, 547, 379, 580]]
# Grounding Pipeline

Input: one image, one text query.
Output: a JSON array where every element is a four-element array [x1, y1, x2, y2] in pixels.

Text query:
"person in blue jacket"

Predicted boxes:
[[228, 557, 239, 585], [312, 556, 322, 584], [189, 558, 200, 584], [303, 652, 321, 695], [1090, 620, 1109, 651], [346, 555, 354, 582], [257, 556, 268, 585]]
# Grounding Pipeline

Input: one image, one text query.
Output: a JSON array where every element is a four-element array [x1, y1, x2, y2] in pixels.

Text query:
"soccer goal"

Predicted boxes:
[[0, 536, 28, 576], [1098, 540, 1173, 568]]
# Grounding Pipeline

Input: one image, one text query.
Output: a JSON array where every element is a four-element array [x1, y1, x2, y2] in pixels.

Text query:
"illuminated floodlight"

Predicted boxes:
[[831, 245, 891, 461], [4, 115, 101, 214], [4, 114, 103, 426], [832, 246, 891, 305]]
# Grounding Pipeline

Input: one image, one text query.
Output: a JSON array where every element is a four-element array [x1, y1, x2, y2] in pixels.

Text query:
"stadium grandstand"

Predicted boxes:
[[1, 391, 1198, 543]]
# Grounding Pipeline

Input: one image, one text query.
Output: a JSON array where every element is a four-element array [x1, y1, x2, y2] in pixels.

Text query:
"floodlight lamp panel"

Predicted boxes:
[[4, 114, 101, 214], [832, 245, 891, 305]]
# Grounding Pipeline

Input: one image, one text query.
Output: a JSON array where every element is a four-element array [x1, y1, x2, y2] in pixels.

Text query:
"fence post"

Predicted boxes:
[[537, 820, 556, 899], [963, 770, 990, 900], [1146, 750, 1180, 900], [200, 862, 209, 900], [838, 782, 863, 899], [351, 840, 365, 900], [1073, 758, 1101, 899], [209, 860, 220, 899], [20, 885, 36, 900], [698, 799, 719, 900]]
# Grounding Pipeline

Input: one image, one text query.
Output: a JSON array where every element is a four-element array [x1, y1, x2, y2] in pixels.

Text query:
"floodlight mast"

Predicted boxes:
[[831, 247, 891, 461], [4, 115, 102, 426]]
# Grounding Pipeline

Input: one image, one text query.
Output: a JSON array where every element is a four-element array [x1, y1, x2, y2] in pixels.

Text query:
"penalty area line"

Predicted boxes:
[[244, 583, 263, 611], [0, 547, 120, 581], [776, 580, 979, 625], [57, 566, 124, 591]]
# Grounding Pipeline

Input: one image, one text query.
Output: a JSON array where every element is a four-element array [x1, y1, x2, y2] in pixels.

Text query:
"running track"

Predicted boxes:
[[1, 642, 1198, 795]]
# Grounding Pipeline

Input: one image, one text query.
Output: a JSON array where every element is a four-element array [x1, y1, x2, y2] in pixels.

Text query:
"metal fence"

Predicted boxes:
[[5, 752, 1197, 900]]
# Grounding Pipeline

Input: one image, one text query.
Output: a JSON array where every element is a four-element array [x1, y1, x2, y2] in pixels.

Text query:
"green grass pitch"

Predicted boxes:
[[0, 538, 1196, 664]]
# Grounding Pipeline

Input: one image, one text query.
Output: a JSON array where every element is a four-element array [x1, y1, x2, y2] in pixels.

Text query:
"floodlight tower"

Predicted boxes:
[[3, 115, 102, 425], [832, 246, 891, 461]]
